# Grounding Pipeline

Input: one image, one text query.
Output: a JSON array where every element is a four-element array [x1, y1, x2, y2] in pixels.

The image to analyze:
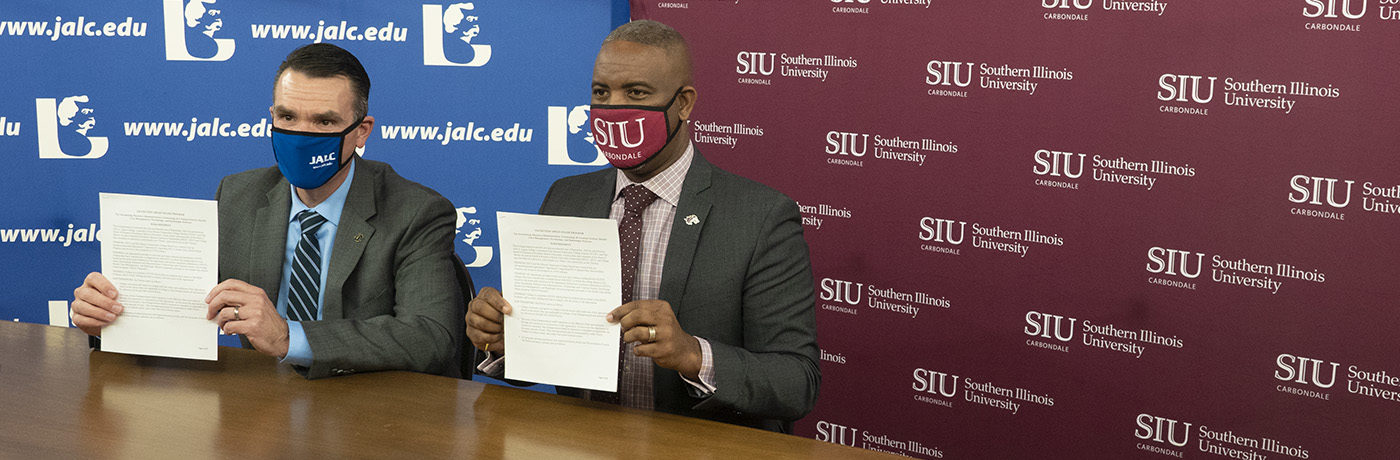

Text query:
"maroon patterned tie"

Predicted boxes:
[[596, 184, 659, 405]]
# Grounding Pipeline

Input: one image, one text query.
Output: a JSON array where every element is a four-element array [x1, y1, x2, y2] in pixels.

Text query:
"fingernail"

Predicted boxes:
[[107, 290, 117, 298], [112, 304, 123, 314], [605, 313, 614, 323], [106, 313, 116, 321], [503, 305, 513, 315]]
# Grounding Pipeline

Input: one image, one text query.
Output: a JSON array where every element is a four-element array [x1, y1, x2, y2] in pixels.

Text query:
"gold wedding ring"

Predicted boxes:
[[648, 326, 657, 343], [233, 307, 241, 321]]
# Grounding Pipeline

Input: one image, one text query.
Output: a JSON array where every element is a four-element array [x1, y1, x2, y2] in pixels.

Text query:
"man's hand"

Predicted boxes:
[[466, 287, 511, 355], [71, 272, 123, 336], [608, 300, 702, 380], [205, 279, 289, 358]]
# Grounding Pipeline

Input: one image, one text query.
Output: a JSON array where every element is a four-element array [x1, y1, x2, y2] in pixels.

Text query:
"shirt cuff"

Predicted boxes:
[[477, 351, 505, 377], [279, 321, 314, 368], [681, 337, 718, 397]]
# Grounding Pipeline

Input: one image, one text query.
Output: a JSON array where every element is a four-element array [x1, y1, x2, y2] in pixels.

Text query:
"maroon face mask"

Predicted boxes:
[[589, 88, 683, 169]]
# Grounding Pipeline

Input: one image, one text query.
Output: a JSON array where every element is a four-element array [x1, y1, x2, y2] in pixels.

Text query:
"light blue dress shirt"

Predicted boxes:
[[276, 160, 355, 367]]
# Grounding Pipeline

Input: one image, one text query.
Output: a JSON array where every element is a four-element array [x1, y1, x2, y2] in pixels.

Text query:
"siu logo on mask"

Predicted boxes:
[[163, 0, 235, 61], [35, 96, 108, 159], [546, 105, 607, 166], [423, 3, 493, 67], [454, 206, 495, 267]]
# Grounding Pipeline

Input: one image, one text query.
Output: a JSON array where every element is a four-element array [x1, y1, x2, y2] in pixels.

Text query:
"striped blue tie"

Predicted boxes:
[[287, 210, 328, 322]]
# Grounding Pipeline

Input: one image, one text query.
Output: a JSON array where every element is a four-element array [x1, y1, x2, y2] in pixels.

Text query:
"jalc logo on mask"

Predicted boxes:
[[423, 3, 492, 67], [35, 96, 108, 159], [163, 0, 235, 61], [309, 153, 336, 168]]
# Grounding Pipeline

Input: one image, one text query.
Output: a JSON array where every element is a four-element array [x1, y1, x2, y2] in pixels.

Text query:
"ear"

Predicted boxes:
[[354, 115, 375, 149], [677, 85, 697, 121]]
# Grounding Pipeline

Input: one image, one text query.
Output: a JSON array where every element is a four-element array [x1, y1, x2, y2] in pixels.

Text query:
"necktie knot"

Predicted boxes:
[[621, 184, 659, 218], [297, 210, 327, 237]]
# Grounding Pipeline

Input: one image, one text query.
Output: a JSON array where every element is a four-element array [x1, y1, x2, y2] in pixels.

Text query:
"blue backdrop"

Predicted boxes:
[[0, 0, 628, 357]]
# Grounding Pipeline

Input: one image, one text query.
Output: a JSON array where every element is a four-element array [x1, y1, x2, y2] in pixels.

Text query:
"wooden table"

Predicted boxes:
[[0, 322, 889, 459]]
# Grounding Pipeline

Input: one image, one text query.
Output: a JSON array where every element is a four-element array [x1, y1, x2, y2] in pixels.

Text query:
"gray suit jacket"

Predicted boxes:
[[539, 151, 820, 432], [216, 158, 464, 380]]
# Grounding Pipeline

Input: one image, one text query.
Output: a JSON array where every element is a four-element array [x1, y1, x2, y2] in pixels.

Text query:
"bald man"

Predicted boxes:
[[466, 20, 819, 433]]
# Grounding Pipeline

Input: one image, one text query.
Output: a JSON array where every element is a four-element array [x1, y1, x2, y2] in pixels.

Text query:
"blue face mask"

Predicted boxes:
[[270, 118, 362, 189]]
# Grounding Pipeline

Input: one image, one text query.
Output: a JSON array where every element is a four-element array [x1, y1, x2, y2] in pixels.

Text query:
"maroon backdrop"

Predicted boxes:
[[635, 1, 1400, 458]]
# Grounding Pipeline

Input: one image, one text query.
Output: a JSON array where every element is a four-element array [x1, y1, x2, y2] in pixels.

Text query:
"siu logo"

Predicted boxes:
[[814, 420, 859, 447], [1276, 353, 1340, 389], [912, 368, 960, 398], [423, 3, 493, 67], [35, 96, 108, 159], [925, 60, 974, 88], [1146, 247, 1204, 279], [1304, 0, 1367, 19], [546, 105, 606, 166], [592, 116, 647, 152], [825, 131, 867, 157], [1157, 74, 1217, 104], [1289, 175, 1354, 208], [1043, 0, 1093, 9], [919, 217, 967, 245], [736, 51, 776, 76], [163, 0, 235, 61], [1135, 414, 1193, 448], [819, 278, 863, 306], [1025, 311, 1077, 342], [1033, 149, 1085, 178]]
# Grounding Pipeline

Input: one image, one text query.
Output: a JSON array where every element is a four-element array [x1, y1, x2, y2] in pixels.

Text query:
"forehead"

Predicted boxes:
[[593, 41, 677, 85], [272, 70, 354, 113]]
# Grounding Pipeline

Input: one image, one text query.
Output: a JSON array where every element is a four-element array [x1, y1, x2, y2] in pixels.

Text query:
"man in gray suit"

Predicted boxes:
[[466, 20, 819, 432], [71, 44, 464, 379]]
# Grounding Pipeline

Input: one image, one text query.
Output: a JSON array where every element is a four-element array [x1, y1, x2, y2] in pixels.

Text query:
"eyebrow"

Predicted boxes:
[[593, 80, 657, 90], [272, 105, 344, 122]]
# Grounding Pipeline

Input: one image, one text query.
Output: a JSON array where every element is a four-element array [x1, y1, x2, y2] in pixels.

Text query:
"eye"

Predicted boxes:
[[627, 89, 650, 98], [319, 120, 335, 127], [592, 88, 607, 98], [279, 114, 294, 121]]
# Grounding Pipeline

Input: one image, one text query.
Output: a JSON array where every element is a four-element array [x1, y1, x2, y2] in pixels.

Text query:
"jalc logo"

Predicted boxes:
[[1043, 0, 1092, 9], [1304, 0, 1367, 19], [1025, 311, 1077, 342], [919, 217, 966, 245], [1135, 414, 1193, 448], [1275, 353, 1340, 389], [454, 206, 495, 267], [814, 420, 859, 447], [1157, 74, 1217, 104], [1032, 149, 1085, 178], [825, 131, 867, 157], [736, 51, 776, 76], [546, 105, 606, 166], [35, 96, 108, 159], [1146, 247, 1204, 279], [1289, 175, 1354, 208], [163, 0, 235, 61], [912, 368, 960, 398], [925, 60, 974, 88], [423, 3, 493, 67], [819, 278, 863, 306]]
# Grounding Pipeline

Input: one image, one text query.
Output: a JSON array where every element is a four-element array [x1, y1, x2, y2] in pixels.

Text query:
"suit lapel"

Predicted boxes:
[[658, 151, 713, 314], [323, 161, 378, 321], [250, 181, 292, 302]]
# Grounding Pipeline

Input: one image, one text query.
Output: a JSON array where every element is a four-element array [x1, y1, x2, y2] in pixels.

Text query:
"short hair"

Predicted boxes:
[[603, 20, 692, 83], [275, 43, 371, 120]]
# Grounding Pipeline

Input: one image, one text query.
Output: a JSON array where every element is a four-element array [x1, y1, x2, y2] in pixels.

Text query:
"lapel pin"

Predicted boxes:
[[354, 233, 364, 242], [684, 214, 699, 226]]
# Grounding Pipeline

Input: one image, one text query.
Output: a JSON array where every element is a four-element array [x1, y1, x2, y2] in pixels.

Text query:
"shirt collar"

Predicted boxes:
[[289, 159, 356, 227], [613, 142, 694, 208]]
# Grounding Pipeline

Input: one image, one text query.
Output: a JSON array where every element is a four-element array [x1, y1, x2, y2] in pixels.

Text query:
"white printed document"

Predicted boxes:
[[497, 211, 621, 391], [99, 193, 218, 360]]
